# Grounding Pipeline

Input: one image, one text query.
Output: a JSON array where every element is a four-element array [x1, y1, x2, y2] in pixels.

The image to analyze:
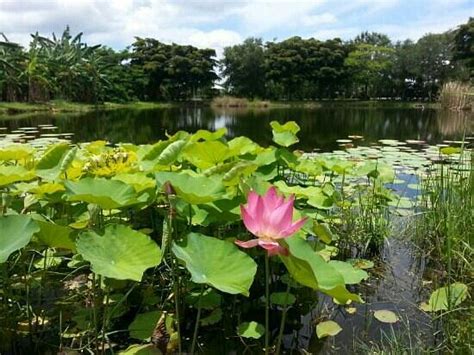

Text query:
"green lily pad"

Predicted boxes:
[[0, 215, 40, 263], [172, 233, 257, 296], [374, 310, 399, 323], [420, 283, 468, 312], [316, 320, 342, 338], [237, 321, 265, 339], [76, 224, 162, 281]]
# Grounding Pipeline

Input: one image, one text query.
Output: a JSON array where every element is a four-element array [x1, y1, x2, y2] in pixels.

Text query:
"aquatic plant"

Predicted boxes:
[[0, 120, 471, 353]]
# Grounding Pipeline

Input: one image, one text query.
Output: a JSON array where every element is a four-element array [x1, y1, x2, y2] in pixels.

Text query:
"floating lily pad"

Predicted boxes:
[[420, 283, 468, 312], [237, 321, 265, 339], [374, 310, 399, 323], [316, 320, 342, 338]]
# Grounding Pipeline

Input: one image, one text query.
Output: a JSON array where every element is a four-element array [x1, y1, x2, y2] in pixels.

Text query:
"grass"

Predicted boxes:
[[1, 98, 441, 116], [0, 100, 173, 115], [412, 147, 473, 353]]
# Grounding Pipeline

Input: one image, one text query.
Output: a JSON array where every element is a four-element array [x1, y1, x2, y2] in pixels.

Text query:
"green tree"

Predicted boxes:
[[344, 43, 394, 98], [0, 34, 26, 101], [452, 17, 474, 79], [221, 38, 266, 98], [413, 33, 457, 99]]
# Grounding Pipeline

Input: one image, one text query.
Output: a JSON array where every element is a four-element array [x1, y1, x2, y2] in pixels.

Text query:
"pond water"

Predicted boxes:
[[0, 105, 472, 151], [0, 105, 471, 353]]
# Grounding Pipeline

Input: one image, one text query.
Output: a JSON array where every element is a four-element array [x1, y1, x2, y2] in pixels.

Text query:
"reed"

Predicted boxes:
[[438, 81, 473, 111], [211, 95, 270, 108]]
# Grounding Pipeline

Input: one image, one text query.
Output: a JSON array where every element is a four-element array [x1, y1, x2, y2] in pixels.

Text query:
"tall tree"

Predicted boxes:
[[221, 38, 266, 98], [452, 17, 474, 79], [344, 43, 394, 98]]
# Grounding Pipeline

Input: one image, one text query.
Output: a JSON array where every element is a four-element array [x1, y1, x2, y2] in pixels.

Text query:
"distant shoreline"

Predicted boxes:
[[0, 99, 440, 116]]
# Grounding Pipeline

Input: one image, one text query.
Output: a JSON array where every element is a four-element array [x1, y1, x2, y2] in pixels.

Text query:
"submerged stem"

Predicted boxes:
[[191, 284, 205, 354], [264, 253, 270, 354], [275, 282, 291, 354]]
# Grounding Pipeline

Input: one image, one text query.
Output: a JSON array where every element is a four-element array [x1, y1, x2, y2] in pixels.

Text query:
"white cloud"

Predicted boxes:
[[301, 13, 337, 27], [0, 0, 470, 52]]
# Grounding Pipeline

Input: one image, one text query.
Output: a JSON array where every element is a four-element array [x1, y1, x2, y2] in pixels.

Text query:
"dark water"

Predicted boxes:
[[1, 105, 472, 150]]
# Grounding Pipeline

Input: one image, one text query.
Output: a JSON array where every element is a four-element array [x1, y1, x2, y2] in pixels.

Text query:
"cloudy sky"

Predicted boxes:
[[0, 0, 471, 54]]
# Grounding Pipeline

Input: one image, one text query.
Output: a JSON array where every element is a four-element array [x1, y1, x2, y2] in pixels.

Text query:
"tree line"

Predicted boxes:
[[0, 18, 472, 104]]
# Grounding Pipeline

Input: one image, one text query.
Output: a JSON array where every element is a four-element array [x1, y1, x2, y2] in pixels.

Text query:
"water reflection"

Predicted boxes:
[[0, 106, 472, 151]]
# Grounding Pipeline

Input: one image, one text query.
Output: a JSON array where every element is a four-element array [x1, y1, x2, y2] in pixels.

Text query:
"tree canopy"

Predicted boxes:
[[0, 18, 471, 104]]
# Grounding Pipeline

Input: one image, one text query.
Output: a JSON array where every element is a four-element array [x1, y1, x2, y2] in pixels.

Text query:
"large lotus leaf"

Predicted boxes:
[[119, 344, 162, 355], [0, 215, 40, 263], [128, 311, 162, 340], [141, 140, 171, 161], [328, 261, 369, 285], [273, 180, 324, 199], [76, 224, 162, 281], [36, 143, 77, 181], [0, 165, 36, 186], [112, 173, 156, 193], [190, 128, 227, 142], [172, 233, 257, 296], [295, 159, 324, 176], [222, 162, 258, 186], [270, 121, 300, 147], [228, 136, 260, 155], [65, 177, 142, 209], [280, 234, 362, 303], [35, 220, 76, 251], [156, 171, 225, 204], [154, 139, 187, 166], [0, 144, 34, 161], [29, 182, 65, 197], [183, 141, 231, 169]]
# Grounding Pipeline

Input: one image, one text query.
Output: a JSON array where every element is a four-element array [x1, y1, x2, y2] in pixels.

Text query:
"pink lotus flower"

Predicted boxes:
[[235, 186, 307, 256]]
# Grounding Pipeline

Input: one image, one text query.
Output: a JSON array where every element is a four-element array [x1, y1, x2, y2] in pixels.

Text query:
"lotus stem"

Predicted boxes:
[[264, 253, 270, 354], [191, 284, 204, 354], [275, 282, 291, 354], [101, 286, 110, 354]]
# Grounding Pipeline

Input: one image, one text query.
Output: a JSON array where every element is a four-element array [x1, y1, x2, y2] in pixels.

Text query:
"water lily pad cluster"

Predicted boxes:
[[0, 122, 469, 353]]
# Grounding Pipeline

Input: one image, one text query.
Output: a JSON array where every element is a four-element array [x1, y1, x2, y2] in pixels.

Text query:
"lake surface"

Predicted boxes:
[[1, 105, 472, 150]]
